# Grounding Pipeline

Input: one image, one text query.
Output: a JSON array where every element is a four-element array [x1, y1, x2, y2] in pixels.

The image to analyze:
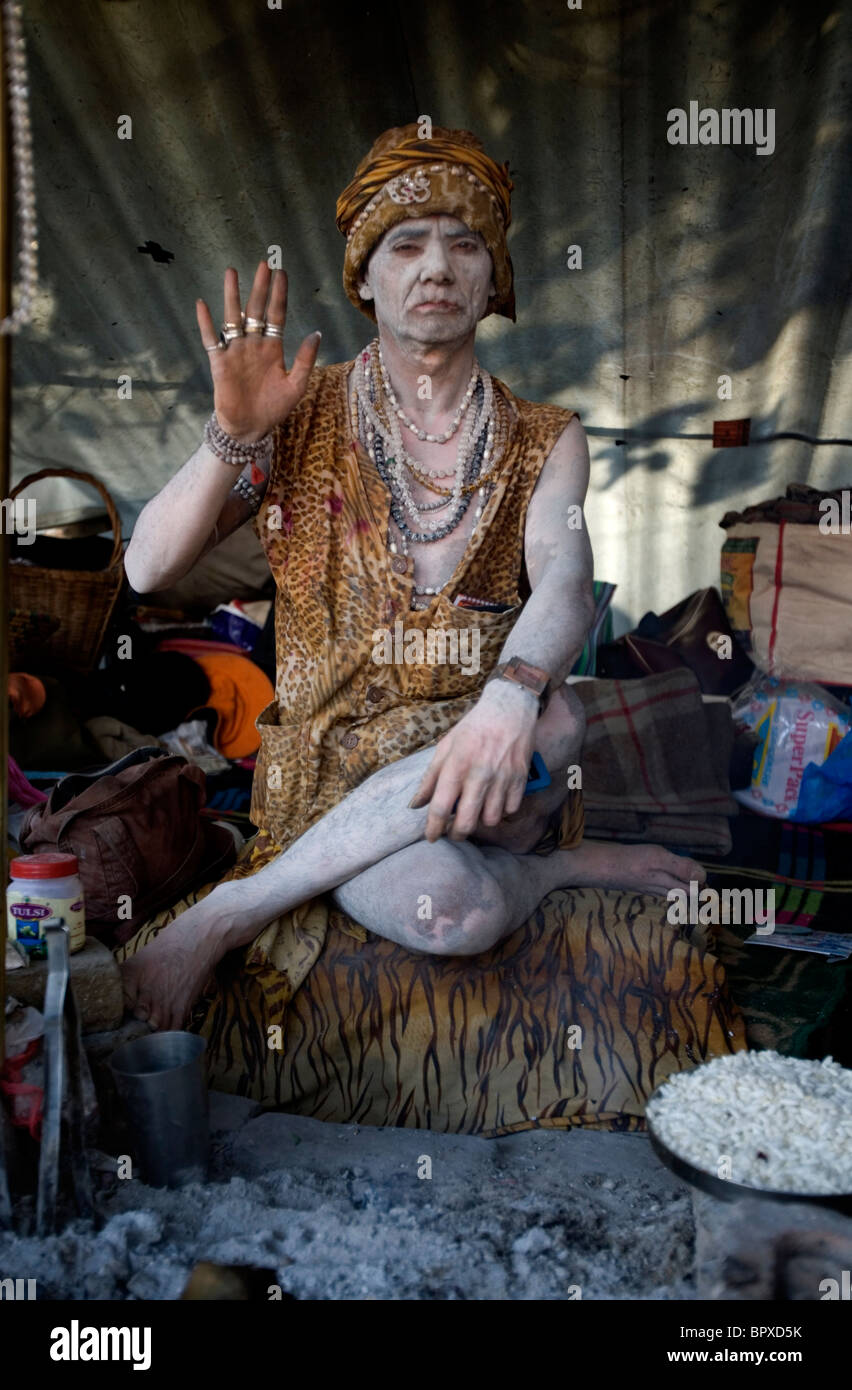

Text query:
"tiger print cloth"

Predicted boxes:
[[117, 828, 746, 1135], [117, 358, 747, 1131]]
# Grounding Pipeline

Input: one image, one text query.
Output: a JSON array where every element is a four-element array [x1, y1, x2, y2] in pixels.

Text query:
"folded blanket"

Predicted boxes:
[[573, 669, 738, 855]]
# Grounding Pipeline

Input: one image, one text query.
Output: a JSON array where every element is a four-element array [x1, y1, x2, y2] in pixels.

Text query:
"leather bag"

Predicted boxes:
[[19, 746, 237, 947], [596, 587, 754, 695]]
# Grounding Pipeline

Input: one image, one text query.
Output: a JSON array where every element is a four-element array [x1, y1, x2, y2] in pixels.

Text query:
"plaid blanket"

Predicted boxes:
[[573, 668, 739, 855]]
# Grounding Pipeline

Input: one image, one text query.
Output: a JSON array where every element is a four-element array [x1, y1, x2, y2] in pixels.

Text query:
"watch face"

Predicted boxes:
[[507, 659, 548, 697]]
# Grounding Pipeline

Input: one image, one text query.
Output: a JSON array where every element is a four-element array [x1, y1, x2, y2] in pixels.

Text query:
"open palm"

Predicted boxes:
[[196, 260, 321, 442]]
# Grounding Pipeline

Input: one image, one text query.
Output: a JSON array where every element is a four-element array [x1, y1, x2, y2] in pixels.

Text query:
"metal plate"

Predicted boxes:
[[647, 1118, 852, 1217]]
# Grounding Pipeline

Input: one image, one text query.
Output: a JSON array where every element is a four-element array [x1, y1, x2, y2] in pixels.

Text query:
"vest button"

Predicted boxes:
[[341, 730, 359, 749], [366, 685, 385, 703], [391, 555, 407, 574]]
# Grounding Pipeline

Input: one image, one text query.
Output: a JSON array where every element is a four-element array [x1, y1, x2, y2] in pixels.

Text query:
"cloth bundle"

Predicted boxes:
[[573, 668, 739, 855]]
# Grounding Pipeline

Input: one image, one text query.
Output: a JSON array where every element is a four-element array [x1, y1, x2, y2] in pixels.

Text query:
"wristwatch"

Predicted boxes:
[[486, 657, 552, 716]]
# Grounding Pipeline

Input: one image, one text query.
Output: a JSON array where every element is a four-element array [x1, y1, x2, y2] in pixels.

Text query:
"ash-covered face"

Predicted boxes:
[[358, 214, 496, 347]]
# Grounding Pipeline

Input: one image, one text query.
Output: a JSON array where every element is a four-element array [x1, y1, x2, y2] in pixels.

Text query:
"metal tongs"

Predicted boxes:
[[36, 919, 93, 1234]]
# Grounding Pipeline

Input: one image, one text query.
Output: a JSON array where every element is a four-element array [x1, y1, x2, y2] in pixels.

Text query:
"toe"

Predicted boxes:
[[661, 850, 704, 883], [133, 983, 157, 1022], [655, 875, 695, 895]]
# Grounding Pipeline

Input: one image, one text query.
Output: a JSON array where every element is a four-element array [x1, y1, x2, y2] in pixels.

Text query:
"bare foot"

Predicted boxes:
[[120, 899, 230, 1032], [554, 840, 706, 897]]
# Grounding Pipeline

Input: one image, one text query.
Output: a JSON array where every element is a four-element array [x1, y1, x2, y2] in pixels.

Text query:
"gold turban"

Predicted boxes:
[[336, 124, 516, 323]]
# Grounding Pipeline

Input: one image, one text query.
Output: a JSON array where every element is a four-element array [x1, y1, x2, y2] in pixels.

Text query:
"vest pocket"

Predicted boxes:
[[395, 594, 521, 699], [250, 701, 303, 844]]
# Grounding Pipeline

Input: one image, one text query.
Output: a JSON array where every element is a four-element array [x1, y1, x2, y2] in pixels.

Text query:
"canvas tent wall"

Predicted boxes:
[[10, 0, 852, 630]]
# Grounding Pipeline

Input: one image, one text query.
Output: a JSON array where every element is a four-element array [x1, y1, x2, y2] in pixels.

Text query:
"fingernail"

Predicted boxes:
[[313, 330, 322, 341]]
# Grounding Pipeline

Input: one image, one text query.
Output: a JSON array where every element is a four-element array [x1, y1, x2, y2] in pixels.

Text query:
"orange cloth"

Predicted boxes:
[[9, 673, 46, 719], [189, 652, 274, 760]]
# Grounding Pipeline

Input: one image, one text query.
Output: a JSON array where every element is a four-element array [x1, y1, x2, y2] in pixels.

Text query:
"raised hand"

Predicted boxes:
[[196, 260, 321, 442]]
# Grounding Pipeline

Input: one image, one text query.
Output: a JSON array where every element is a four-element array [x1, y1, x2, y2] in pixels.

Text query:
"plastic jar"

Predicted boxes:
[[7, 852, 86, 958]]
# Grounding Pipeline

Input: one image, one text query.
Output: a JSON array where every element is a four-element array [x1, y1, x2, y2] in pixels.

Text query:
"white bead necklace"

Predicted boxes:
[[378, 339, 479, 446], [356, 341, 492, 535], [352, 340, 505, 603], [385, 380, 490, 535]]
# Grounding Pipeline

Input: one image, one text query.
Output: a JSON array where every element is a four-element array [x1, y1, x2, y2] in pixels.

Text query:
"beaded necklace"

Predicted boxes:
[[378, 339, 479, 446], [351, 340, 506, 602], [354, 340, 497, 531]]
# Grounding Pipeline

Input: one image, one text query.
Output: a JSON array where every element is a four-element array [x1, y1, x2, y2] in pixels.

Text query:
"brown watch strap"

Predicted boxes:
[[487, 658, 552, 713]]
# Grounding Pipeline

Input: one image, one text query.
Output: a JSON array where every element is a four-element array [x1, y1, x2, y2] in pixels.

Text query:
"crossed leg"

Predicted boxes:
[[121, 683, 704, 1026], [332, 683, 703, 955]]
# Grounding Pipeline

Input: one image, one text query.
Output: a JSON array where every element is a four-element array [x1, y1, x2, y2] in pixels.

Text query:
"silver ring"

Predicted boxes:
[[220, 326, 244, 343], [205, 341, 224, 353], [244, 315, 266, 329], [263, 324, 284, 339], [244, 323, 266, 335]]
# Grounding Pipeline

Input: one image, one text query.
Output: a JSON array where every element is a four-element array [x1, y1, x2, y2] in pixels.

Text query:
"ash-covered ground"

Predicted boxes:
[[0, 1098, 697, 1300]]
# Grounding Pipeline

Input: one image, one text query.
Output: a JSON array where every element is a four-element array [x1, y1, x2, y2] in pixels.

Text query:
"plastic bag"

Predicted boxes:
[[209, 601, 264, 652], [731, 673, 851, 821], [1, 999, 44, 1137], [796, 731, 852, 823]]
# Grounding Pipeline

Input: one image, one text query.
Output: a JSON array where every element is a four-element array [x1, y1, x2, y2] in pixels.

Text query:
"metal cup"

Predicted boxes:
[[109, 1031, 209, 1187]]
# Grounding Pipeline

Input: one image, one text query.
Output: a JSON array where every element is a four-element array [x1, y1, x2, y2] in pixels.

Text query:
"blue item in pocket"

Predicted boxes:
[[450, 752, 551, 814], [525, 751, 551, 794]]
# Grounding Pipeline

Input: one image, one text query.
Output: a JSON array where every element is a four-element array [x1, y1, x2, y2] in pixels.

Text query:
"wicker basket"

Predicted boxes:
[[9, 466, 125, 673]]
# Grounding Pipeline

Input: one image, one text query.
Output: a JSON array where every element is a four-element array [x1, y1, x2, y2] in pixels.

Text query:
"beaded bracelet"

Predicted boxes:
[[231, 473, 264, 515], [204, 412, 274, 469]]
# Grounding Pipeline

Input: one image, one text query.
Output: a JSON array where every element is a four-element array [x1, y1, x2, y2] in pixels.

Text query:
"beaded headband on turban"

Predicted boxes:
[[336, 125, 516, 323]]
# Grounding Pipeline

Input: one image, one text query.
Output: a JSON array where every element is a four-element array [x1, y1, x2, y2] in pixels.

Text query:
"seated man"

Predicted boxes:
[[123, 123, 701, 1033]]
